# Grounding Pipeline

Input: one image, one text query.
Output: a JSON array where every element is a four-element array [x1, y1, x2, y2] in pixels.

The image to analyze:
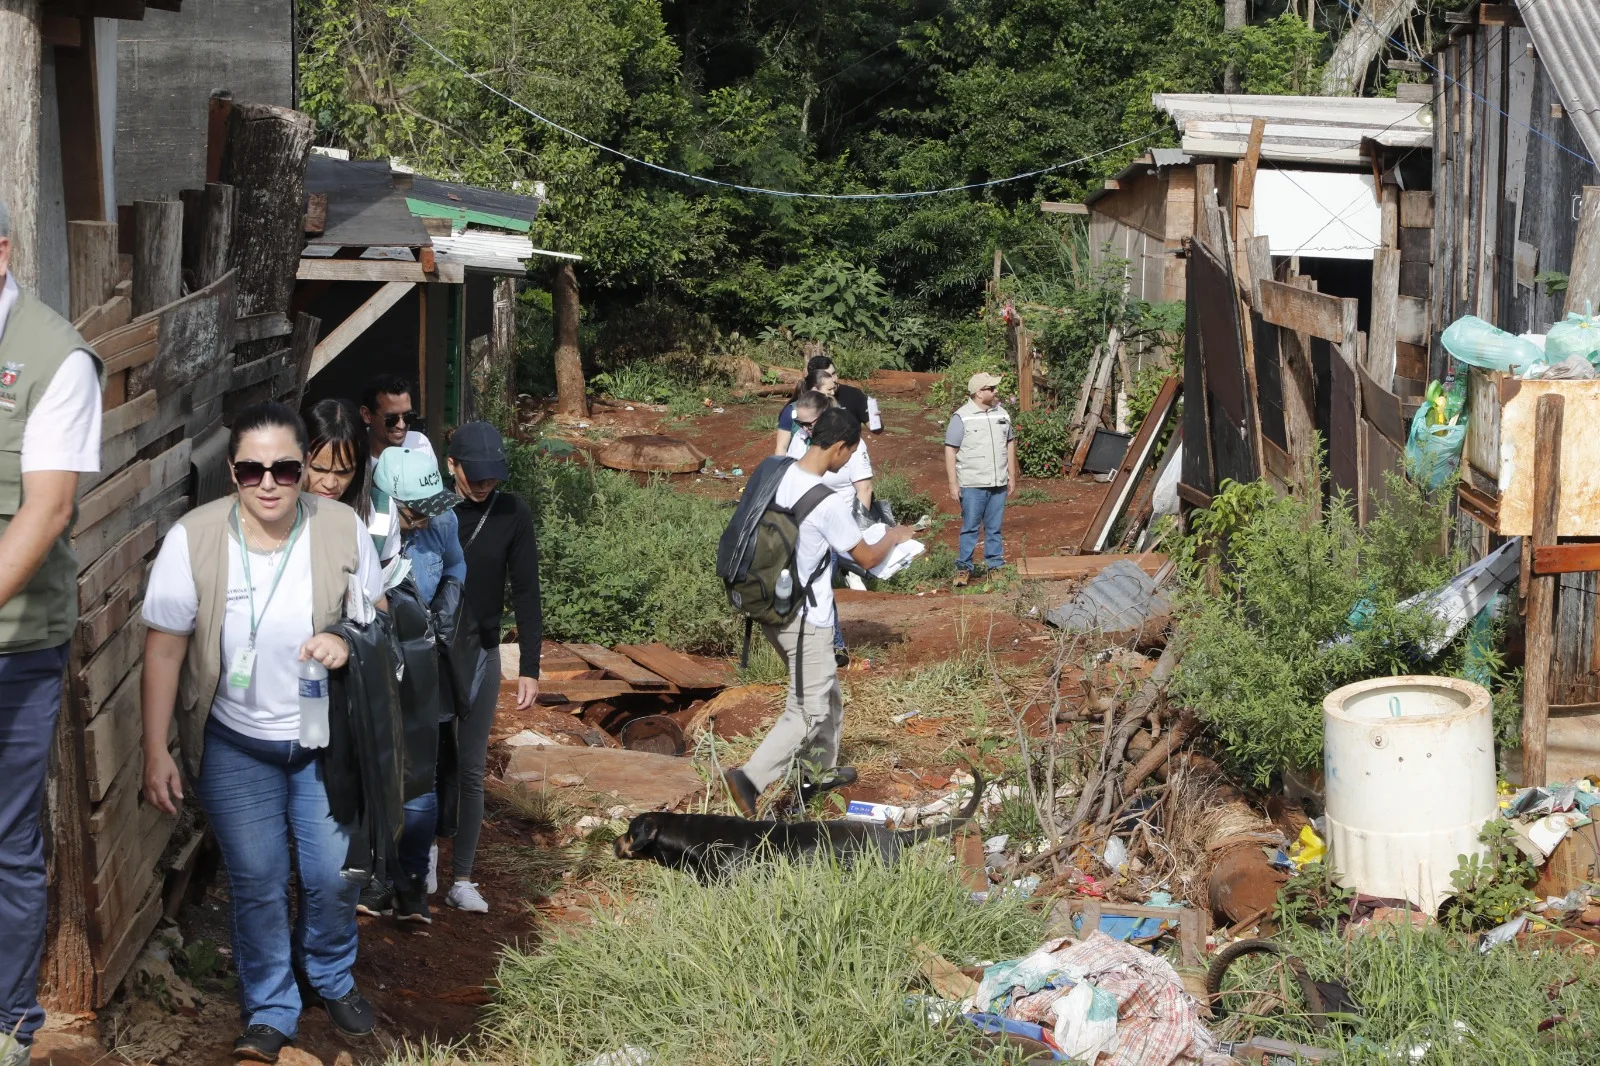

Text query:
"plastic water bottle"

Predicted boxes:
[[774, 568, 794, 614], [298, 659, 330, 749]]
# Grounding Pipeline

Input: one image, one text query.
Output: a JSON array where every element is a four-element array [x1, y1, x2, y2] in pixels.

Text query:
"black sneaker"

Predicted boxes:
[[801, 766, 859, 805], [322, 988, 376, 1037], [722, 767, 761, 819], [233, 1024, 290, 1063], [393, 876, 432, 925], [356, 876, 394, 917]]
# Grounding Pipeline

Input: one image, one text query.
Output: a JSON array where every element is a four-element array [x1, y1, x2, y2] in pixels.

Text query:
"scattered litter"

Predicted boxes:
[[502, 729, 560, 749], [845, 800, 907, 825], [984, 835, 1010, 854], [1478, 915, 1528, 953], [1288, 825, 1327, 870], [585, 1047, 654, 1066], [1045, 560, 1170, 634], [891, 708, 921, 724], [1102, 836, 1129, 871]]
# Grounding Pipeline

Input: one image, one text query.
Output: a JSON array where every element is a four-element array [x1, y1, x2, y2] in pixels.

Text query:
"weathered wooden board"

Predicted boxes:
[[1498, 379, 1600, 536], [93, 316, 158, 374], [75, 295, 132, 343], [100, 391, 156, 442], [536, 681, 646, 705], [76, 617, 147, 721], [612, 644, 732, 691], [78, 521, 157, 612], [76, 460, 151, 533], [134, 362, 233, 453], [1357, 362, 1407, 449], [1400, 192, 1434, 229], [231, 349, 290, 390], [1258, 280, 1347, 342], [563, 643, 673, 689], [235, 311, 292, 344], [77, 586, 132, 663], [1465, 367, 1502, 479], [93, 885, 163, 1007], [83, 665, 142, 802], [1015, 554, 1168, 578], [1396, 296, 1430, 346], [91, 799, 174, 952], [128, 271, 237, 398]]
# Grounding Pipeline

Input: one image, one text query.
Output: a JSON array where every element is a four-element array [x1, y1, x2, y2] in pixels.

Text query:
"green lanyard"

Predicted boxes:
[[232, 500, 305, 650]]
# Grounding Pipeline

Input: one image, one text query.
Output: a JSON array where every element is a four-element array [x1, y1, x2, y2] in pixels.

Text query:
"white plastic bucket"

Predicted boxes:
[[1322, 675, 1496, 913]]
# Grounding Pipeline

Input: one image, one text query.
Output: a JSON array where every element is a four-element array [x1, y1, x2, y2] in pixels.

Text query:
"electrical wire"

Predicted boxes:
[[399, 21, 1161, 201], [1329, 0, 1596, 167]]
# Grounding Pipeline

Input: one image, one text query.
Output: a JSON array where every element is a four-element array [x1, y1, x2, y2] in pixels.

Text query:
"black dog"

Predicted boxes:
[[613, 767, 985, 880]]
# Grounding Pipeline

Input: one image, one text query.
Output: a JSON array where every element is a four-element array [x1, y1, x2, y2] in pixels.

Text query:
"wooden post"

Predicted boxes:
[[0, 0, 42, 293], [217, 103, 314, 321], [493, 275, 517, 419], [1368, 247, 1401, 388], [131, 200, 183, 317], [1566, 186, 1600, 316], [205, 90, 233, 185], [1009, 313, 1032, 412], [552, 261, 588, 417], [67, 220, 118, 320], [189, 182, 236, 291], [1523, 392, 1564, 787]]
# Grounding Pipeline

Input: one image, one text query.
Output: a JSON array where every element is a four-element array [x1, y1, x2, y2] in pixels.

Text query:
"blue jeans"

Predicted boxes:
[[957, 486, 1008, 571], [195, 717, 361, 1037], [0, 643, 68, 1048], [398, 791, 438, 882]]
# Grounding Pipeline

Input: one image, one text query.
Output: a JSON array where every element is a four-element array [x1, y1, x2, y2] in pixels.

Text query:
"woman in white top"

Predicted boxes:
[[785, 388, 872, 507], [139, 403, 385, 1063]]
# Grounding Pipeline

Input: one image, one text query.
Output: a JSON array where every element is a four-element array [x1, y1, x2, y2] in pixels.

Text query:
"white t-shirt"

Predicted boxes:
[[785, 431, 872, 497], [0, 273, 103, 473], [775, 464, 863, 629], [142, 506, 385, 742]]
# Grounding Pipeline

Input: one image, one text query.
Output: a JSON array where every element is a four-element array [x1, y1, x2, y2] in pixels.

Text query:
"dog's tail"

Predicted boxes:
[[896, 761, 985, 846]]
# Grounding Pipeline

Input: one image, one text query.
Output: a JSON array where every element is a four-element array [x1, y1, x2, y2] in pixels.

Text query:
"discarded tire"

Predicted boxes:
[[1204, 938, 1328, 1032]]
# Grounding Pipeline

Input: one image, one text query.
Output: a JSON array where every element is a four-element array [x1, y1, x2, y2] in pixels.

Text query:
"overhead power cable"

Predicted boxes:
[[400, 21, 1161, 201]]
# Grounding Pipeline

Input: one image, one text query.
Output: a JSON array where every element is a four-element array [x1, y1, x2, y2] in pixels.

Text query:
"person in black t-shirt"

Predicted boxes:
[[806, 354, 876, 431], [435, 422, 542, 915]]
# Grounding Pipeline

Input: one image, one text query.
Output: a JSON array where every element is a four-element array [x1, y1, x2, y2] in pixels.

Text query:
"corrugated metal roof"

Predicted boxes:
[[1152, 93, 1432, 165], [1518, 0, 1600, 165]]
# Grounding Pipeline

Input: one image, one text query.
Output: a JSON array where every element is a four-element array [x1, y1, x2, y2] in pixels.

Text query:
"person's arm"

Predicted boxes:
[[1007, 437, 1020, 491], [0, 470, 77, 609], [507, 500, 543, 709], [774, 429, 792, 456], [441, 518, 468, 584], [855, 478, 873, 508], [944, 446, 961, 507], [141, 629, 189, 815]]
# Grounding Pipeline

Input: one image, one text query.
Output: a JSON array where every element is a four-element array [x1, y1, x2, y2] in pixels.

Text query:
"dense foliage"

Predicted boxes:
[[1171, 466, 1480, 786], [293, 1, 1467, 372]]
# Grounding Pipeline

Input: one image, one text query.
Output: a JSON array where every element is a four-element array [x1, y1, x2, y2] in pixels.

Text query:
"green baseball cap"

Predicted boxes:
[[374, 447, 462, 517]]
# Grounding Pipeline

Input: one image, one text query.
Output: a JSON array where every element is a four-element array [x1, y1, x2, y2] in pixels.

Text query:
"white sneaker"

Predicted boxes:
[[446, 880, 489, 913], [426, 843, 439, 895]]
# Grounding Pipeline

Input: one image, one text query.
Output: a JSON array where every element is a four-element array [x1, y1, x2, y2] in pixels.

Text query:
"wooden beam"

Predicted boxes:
[[54, 16, 105, 223], [73, 294, 130, 342], [562, 644, 673, 689], [205, 91, 233, 185], [1478, 3, 1522, 27], [306, 281, 415, 379], [1367, 247, 1401, 388], [1040, 201, 1089, 215], [1244, 234, 1273, 309], [1523, 393, 1564, 787], [303, 191, 327, 234], [295, 258, 430, 283], [1234, 118, 1266, 210], [1532, 543, 1600, 576], [41, 11, 80, 46], [68, 221, 119, 321], [1566, 187, 1600, 318], [1258, 279, 1347, 341], [131, 200, 183, 317]]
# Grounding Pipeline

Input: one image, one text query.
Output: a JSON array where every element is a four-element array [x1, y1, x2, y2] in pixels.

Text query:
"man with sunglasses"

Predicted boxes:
[[359, 374, 436, 558], [0, 198, 107, 1066]]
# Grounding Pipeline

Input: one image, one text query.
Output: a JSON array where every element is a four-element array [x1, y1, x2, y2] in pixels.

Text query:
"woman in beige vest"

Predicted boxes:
[[139, 402, 385, 1063]]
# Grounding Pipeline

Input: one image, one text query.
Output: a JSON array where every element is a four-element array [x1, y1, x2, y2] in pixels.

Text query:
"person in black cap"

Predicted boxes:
[[439, 421, 542, 913]]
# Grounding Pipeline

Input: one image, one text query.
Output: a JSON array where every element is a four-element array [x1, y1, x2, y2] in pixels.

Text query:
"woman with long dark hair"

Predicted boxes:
[[302, 399, 370, 514]]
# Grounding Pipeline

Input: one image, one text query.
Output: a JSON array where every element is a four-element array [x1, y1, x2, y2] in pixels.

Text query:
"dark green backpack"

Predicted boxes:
[[717, 457, 835, 628]]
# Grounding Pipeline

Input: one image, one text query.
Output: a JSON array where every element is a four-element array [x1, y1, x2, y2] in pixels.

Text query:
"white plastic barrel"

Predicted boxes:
[[1322, 676, 1496, 913]]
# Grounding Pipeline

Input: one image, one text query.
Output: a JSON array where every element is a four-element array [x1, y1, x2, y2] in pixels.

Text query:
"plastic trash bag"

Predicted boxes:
[[1050, 982, 1119, 1063], [1404, 378, 1467, 491], [1520, 355, 1595, 380], [1442, 315, 1542, 371], [1545, 304, 1600, 367]]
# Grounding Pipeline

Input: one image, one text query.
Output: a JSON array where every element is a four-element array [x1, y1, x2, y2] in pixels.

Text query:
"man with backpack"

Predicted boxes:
[[717, 408, 913, 817]]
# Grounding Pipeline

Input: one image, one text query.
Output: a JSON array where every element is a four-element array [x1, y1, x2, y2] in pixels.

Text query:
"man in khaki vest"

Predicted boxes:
[[944, 371, 1018, 588], [0, 199, 105, 1066]]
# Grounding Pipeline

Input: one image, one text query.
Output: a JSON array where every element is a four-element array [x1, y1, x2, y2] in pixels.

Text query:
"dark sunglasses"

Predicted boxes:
[[234, 459, 304, 487], [383, 410, 424, 430], [796, 418, 817, 431]]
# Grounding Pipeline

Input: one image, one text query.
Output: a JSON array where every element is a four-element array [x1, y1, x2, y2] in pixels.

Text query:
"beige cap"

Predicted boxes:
[[967, 371, 1003, 394]]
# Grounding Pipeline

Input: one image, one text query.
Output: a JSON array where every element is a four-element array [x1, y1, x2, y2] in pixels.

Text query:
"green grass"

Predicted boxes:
[[1009, 487, 1050, 506], [477, 855, 1045, 1065], [1215, 921, 1600, 1063]]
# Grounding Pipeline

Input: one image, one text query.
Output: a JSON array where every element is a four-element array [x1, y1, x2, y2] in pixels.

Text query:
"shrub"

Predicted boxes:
[[510, 440, 738, 654], [1013, 408, 1073, 479], [1171, 462, 1467, 786], [873, 466, 935, 526], [482, 854, 1043, 1065], [928, 349, 1012, 412]]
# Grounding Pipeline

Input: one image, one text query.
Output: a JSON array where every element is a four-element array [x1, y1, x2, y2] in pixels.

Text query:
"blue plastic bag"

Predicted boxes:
[[1404, 379, 1466, 492], [1442, 315, 1541, 372]]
